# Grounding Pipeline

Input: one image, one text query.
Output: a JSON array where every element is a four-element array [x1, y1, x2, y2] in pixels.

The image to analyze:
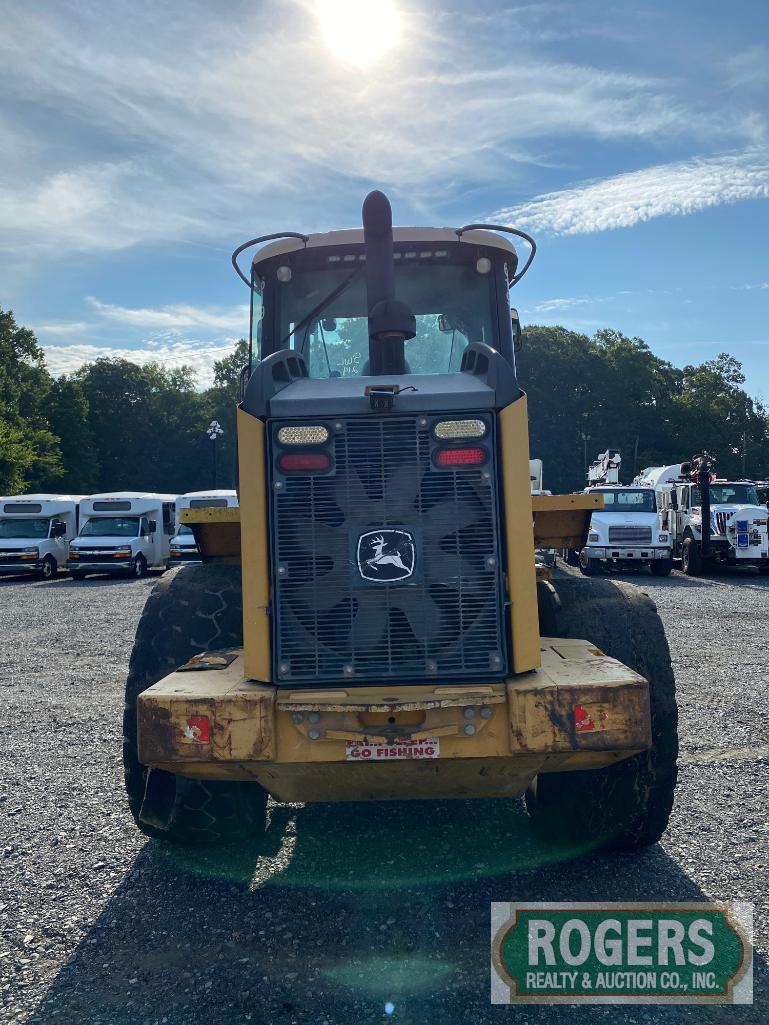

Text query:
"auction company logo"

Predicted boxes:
[[491, 903, 752, 1005]]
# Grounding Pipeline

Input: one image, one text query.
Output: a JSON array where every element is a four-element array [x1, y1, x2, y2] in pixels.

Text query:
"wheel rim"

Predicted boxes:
[[135, 558, 144, 577], [42, 560, 53, 579]]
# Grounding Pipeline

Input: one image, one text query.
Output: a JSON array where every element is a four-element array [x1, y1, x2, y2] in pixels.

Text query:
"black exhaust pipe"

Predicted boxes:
[[362, 191, 415, 376]]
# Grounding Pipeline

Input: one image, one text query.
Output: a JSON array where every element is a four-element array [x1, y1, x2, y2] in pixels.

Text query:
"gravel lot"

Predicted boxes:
[[1, 566, 767, 1024]]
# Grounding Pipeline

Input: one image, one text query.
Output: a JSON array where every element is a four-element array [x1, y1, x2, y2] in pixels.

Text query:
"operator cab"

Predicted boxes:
[[236, 194, 534, 419], [253, 228, 519, 378]]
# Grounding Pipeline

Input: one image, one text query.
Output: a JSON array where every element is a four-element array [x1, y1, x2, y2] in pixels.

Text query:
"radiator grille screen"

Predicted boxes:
[[607, 525, 653, 544], [269, 415, 506, 684]]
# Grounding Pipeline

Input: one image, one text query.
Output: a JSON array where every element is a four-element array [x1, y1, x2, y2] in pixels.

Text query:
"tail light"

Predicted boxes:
[[434, 446, 487, 468]]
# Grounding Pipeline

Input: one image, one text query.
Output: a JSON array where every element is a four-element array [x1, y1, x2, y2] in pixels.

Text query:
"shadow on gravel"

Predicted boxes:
[[28, 798, 766, 1025]]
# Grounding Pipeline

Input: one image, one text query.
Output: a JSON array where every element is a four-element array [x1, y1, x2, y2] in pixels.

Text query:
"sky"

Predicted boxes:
[[2, 0, 768, 394]]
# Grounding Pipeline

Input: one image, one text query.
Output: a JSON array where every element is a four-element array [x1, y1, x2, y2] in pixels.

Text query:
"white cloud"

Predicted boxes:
[[35, 321, 91, 335], [85, 298, 247, 331], [0, 0, 754, 263], [490, 151, 769, 236], [532, 297, 593, 313], [43, 339, 238, 386]]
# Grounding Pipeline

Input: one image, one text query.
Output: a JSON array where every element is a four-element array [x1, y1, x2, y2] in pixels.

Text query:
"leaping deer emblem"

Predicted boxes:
[[367, 534, 408, 572]]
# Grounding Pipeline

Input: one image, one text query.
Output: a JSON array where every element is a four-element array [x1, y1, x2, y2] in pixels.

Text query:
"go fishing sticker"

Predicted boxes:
[[491, 902, 752, 1004]]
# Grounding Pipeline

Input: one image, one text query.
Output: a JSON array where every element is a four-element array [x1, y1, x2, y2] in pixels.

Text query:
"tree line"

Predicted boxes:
[[2, 306, 767, 497]]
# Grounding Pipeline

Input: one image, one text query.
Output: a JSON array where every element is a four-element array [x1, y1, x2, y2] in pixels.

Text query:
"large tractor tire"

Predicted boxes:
[[528, 576, 678, 852], [123, 563, 268, 845]]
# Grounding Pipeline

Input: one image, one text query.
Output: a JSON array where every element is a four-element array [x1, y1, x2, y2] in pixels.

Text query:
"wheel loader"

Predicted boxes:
[[124, 192, 678, 851]]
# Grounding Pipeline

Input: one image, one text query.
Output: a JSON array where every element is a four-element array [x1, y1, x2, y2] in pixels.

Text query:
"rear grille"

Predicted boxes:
[[607, 526, 653, 544], [270, 415, 505, 685]]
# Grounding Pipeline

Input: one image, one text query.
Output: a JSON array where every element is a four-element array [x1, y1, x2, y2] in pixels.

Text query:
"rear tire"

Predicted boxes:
[[123, 564, 268, 845], [681, 536, 702, 576], [563, 549, 580, 567], [529, 576, 678, 851], [650, 559, 672, 577], [578, 550, 599, 576]]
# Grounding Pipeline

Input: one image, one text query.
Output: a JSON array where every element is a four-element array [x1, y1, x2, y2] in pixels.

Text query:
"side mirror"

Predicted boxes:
[[147, 519, 157, 534], [670, 491, 678, 511], [511, 308, 522, 352], [52, 520, 67, 537], [437, 313, 453, 334]]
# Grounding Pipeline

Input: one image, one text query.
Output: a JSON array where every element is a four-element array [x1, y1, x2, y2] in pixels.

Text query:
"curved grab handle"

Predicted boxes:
[[231, 231, 310, 287], [455, 223, 536, 285]]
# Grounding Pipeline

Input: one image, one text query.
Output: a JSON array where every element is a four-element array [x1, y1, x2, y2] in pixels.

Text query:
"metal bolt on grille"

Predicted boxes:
[[269, 415, 506, 684]]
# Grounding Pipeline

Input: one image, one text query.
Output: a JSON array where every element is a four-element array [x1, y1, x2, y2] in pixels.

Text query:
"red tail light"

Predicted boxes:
[[435, 446, 487, 468], [279, 451, 331, 473]]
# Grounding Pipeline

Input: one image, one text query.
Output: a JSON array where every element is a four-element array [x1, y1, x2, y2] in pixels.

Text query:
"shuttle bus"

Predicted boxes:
[[0, 494, 82, 580], [68, 492, 177, 579]]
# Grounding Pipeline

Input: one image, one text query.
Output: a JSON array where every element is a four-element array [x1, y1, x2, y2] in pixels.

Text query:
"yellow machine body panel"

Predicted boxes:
[[498, 395, 541, 674], [236, 407, 272, 682], [532, 492, 604, 550], [137, 639, 650, 803]]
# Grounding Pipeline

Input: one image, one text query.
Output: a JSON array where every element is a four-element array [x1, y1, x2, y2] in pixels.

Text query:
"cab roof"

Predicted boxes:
[[252, 226, 518, 275]]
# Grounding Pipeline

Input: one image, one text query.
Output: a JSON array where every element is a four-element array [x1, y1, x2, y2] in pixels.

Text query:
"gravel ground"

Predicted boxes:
[[0, 566, 767, 1024]]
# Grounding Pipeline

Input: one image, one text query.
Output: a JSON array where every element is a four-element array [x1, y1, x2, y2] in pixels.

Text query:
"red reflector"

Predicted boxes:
[[435, 446, 486, 467], [279, 452, 331, 472], [185, 716, 211, 743]]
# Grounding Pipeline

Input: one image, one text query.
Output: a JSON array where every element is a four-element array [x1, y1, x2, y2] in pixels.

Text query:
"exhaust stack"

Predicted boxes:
[[362, 190, 415, 376]]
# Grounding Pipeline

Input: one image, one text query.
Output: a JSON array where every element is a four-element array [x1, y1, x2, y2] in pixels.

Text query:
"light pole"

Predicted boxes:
[[207, 419, 224, 488]]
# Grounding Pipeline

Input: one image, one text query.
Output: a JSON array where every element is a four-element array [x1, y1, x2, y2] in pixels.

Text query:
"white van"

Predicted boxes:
[[167, 490, 238, 568], [0, 494, 82, 580], [68, 492, 177, 579]]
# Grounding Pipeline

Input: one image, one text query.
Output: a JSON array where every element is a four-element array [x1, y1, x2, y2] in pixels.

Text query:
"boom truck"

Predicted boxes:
[[571, 450, 673, 577], [125, 192, 678, 853], [635, 455, 769, 575]]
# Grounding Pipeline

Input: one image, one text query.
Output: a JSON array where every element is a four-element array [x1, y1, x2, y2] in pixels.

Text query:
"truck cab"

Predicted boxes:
[[579, 486, 672, 576], [68, 492, 177, 579], [0, 494, 82, 580], [168, 490, 238, 567]]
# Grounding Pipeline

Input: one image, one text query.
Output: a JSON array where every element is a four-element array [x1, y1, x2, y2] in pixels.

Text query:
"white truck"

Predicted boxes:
[[573, 450, 673, 577], [635, 459, 769, 575], [168, 490, 238, 568], [68, 492, 177, 579], [0, 494, 82, 580]]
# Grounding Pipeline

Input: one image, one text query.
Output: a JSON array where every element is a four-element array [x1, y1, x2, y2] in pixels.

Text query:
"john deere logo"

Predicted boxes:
[[357, 530, 415, 582]]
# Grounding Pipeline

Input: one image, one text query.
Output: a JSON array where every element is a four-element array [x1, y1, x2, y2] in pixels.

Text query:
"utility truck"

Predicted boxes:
[[68, 492, 177, 579], [0, 495, 81, 580], [569, 450, 672, 576], [635, 455, 769, 575], [168, 491, 238, 567], [124, 191, 677, 854]]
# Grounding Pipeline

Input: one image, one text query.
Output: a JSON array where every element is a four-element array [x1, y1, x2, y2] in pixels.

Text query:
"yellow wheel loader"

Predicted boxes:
[[124, 192, 677, 851]]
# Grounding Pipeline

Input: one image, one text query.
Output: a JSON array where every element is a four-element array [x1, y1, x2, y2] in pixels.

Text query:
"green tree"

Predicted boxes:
[[37, 377, 99, 493], [0, 308, 61, 492]]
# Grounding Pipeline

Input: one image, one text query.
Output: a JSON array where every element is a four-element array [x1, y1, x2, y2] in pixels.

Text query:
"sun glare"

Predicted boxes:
[[316, 0, 402, 68]]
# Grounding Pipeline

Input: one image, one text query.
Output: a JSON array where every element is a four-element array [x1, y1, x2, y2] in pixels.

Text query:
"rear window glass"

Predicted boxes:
[[189, 498, 229, 508], [4, 503, 42, 513], [92, 501, 132, 511]]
